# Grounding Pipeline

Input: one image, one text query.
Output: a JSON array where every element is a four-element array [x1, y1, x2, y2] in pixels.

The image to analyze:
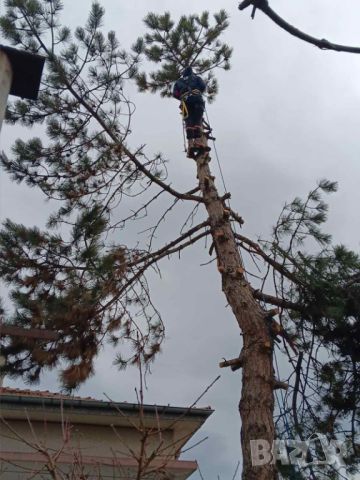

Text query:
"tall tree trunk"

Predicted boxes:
[[195, 142, 277, 480]]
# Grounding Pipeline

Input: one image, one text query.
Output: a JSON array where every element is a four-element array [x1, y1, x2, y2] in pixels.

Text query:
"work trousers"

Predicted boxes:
[[184, 96, 205, 139]]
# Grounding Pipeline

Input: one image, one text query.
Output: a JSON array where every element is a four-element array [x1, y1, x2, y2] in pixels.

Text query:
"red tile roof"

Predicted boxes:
[[0, 387, 96, 402], [0, 387, 213, 416]]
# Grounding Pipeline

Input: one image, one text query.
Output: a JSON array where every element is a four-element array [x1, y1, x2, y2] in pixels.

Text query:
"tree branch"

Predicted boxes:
[[99, 224, 211, 314], [219, 356, 244, 369], [61, 77, 204, 203], [128, 220, 210, 267], [251, 288, 305, 313], [239, 0, 360, 54], [234, 232, 303, 286], [292, 351, 303, 434]]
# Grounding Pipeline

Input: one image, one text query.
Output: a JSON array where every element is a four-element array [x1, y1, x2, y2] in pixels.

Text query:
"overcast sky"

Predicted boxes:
[[1, 0, 360, 478]]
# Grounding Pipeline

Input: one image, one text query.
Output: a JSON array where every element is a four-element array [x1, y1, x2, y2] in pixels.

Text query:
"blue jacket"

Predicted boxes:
[[173, 73, 206, 100]]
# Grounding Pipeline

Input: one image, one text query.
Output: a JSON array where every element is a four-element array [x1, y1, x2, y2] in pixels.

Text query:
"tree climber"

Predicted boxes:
[[173, 66, 210, 158]]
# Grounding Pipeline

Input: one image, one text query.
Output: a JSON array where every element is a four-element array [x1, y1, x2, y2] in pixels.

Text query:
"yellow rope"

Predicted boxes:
[[180, 89, 202, 120], [181, 99, 189, 119]]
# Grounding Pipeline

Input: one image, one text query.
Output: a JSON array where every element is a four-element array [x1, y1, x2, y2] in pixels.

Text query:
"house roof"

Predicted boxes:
[[0, 386, 213, 458], [0, 386, 213, 418], [0, 386, 95, 401], [0, 45, 45, 100]]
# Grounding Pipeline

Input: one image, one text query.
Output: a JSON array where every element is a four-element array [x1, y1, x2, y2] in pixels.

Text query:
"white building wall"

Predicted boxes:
[[0, 417, 191, 480], [1, 418, 173, 458], [0, 51, 12, 132]]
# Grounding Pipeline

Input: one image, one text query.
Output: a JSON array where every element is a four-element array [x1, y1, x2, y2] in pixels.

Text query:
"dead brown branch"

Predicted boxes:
[[239, 0, 360, 54]]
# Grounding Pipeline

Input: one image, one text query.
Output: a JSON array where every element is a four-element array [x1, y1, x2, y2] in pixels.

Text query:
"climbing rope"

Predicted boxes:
[[274, 348, 291, 437], [203, 107, 294, 460], [204, 108, 228, 196], [182, 120, 187, 153], [203, 107, 295, 455], [204, 106, 248, 281]]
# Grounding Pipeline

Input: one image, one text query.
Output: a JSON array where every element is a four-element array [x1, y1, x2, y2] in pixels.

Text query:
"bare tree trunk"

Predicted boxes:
[[195, 142, 277, 480]]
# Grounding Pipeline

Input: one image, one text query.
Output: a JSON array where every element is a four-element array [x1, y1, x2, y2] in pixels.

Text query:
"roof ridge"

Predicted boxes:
[[0, 386, 97, 401], [0, 387, 213, 413]]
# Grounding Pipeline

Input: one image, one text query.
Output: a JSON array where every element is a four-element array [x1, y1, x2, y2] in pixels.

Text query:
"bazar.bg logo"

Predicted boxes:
[[251, 434, 346, 467]]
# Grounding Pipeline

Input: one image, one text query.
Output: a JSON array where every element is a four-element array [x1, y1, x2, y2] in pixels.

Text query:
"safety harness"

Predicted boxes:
[[180, 88, 203, 120]]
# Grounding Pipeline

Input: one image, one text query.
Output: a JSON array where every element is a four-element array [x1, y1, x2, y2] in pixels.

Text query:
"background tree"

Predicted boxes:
[[237, 2, 360, 477], [0, 2, 359, 480], [250, 182, 360, 479]]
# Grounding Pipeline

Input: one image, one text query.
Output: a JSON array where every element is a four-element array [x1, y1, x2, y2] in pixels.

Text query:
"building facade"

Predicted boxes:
[[0, 387, 213, 480]]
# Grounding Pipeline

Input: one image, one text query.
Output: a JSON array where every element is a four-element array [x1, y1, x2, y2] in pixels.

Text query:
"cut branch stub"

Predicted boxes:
[[219, 356, 244, 370], [193, 135, 276, 478], [270, 378, 289, 390], [214, 229, 228, 242], [264, 308, 280, 318]]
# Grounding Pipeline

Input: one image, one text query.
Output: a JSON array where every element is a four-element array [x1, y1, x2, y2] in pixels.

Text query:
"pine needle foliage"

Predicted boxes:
[[0, 2, 231, 391], [0, 1, 167, 390], [133, 10, 232, 100], [1, 3, 359, 476], [259, 181, 360, 478]]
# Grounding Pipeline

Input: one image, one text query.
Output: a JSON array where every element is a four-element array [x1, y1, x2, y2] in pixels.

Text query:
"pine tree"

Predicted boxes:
[[0, 2, 359, 479]]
